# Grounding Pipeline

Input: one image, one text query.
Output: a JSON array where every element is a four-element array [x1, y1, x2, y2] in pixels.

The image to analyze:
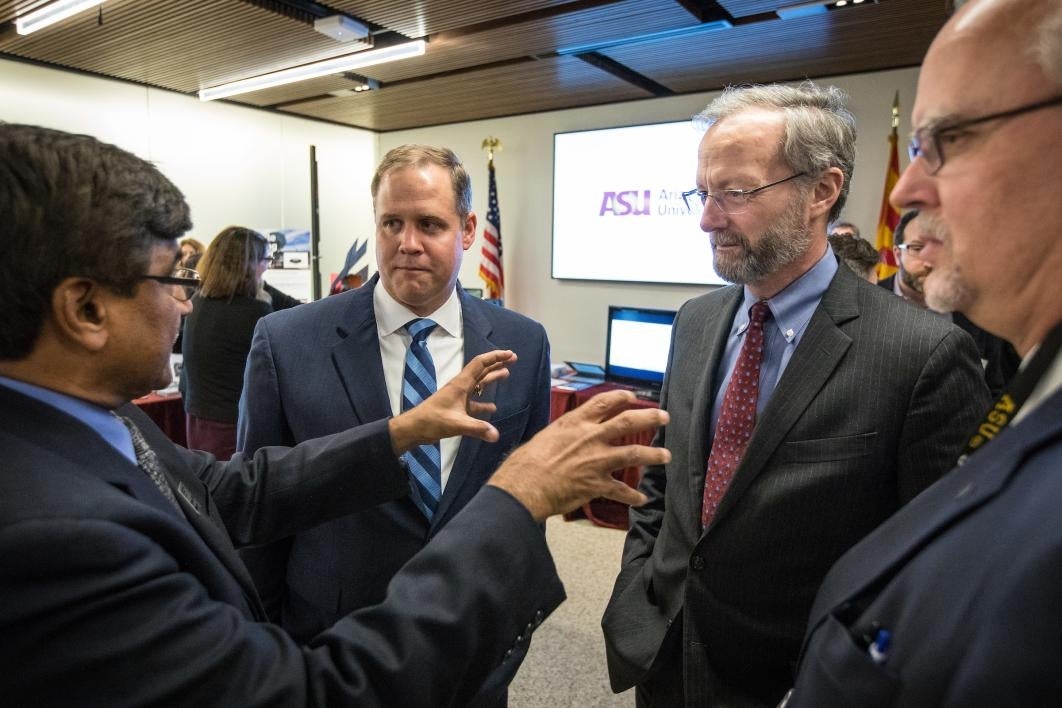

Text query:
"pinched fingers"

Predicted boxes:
[[455, 349, 517, 392]]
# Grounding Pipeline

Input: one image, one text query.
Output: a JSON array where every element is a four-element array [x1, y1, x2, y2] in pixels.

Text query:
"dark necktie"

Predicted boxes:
[[402, 318, 441, 520], [116, 414, 183, 514], [702, 301, 772, 528]]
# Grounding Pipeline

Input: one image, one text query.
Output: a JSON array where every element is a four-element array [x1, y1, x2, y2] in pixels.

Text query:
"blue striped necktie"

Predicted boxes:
[[402, 318, 441, 519]]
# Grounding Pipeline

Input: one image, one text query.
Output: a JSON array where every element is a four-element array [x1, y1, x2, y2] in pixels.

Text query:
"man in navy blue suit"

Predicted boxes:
[[237, 146, 552, 658], [788, 0, 1062, 704], [0, 123, 668, 705]]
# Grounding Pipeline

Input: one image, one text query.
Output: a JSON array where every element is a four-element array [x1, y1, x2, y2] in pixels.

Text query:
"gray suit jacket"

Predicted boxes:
[[602, 264, 991, 706], [237, 275, 551, 643]]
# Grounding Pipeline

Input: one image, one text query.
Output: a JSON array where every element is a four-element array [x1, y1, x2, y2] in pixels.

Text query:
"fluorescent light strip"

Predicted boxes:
[[557, 21, 732, 56], [16, 0, 104, 35], [198, 40, 426, 101]]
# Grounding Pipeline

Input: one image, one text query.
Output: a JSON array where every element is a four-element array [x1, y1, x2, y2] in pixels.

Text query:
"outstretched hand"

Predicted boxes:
[[388, 349, 517, 456], [487, 390, 670, 521]]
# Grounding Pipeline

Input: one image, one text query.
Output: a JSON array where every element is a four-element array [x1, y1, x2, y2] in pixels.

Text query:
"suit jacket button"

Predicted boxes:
[[691, 556, 705, 571]]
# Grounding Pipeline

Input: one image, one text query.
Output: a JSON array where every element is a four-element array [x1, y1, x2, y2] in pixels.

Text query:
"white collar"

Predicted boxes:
[[373, 280, 463, 338]]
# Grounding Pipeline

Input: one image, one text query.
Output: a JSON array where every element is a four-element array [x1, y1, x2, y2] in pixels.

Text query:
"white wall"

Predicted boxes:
[[0, 56, 377, 295], [381, 66, 919, 363], [2, 56, 917, 361]]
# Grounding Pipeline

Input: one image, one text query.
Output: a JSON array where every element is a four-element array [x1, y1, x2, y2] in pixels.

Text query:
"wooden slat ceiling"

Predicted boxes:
[[0, 0, 947, 132]]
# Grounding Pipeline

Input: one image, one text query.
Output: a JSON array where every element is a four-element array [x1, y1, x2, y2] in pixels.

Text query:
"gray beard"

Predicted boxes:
[[925, 264, 976, 314], [915, 213, 976, 314], [711, 205, 813, 285]]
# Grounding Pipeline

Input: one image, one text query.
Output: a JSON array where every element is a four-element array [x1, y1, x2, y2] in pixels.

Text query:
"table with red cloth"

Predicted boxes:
[[551, 381, 659, 530], [133, 391, 187, 447]]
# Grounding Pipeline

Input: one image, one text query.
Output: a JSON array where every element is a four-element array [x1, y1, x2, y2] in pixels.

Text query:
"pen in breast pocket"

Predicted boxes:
[[868, 627, 891, 665]]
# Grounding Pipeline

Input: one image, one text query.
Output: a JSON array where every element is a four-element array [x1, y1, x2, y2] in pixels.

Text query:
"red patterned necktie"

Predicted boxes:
[[701, 300, 772, 528]]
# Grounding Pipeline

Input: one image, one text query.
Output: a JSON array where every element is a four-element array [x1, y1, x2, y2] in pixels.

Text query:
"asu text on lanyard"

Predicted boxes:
[[958, 322, 1062, 465]]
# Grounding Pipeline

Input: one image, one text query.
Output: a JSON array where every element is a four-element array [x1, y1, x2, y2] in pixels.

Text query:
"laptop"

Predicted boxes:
[[561, 361, 607, 386]]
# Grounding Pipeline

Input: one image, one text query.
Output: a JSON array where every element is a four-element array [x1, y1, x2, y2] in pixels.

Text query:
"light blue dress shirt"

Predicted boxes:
[[708, 246, 839, 440], [0, 375, 137, 465]]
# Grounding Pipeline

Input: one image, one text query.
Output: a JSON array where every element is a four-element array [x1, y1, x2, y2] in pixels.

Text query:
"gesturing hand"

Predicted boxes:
[[388, 349, 517, 456], [488, 390, 670, 521]]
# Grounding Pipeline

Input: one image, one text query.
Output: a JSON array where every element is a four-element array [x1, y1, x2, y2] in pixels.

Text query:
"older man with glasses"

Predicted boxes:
[[787, 1, 1062, 704], [602, 82, 991, 708]]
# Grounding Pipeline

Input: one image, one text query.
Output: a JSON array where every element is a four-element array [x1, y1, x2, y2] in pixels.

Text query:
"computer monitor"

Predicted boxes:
[[605, 306, 676, 389]]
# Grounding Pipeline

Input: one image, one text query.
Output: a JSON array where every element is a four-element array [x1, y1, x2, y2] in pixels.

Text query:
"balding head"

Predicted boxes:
[[889, 0, 1062, 355]]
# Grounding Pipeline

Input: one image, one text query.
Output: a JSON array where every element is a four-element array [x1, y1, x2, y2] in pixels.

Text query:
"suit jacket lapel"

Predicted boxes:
[[805, 390, 1062, 645], [706, 267, 859, 531], [117, 404, 268, 619], [330, 275, 393, 425], [688, 287, 743, 529], [432, 293, 496, 529]]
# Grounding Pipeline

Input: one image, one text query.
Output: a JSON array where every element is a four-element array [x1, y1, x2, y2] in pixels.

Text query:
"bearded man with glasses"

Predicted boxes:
[[603, 82, 991, 708]]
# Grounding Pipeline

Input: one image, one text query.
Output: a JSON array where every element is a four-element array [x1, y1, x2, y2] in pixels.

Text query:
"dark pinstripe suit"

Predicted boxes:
[[603, 264, 991, 707]]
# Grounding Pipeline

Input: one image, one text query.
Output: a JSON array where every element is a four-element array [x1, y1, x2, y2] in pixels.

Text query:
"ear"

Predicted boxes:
[[461, 211, 478, 251], [809, 167, 844, 221], [51, 277, 111, 352]]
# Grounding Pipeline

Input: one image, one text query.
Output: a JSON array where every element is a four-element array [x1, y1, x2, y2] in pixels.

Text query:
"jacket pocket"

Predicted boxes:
[[782, 432, 878, 463]]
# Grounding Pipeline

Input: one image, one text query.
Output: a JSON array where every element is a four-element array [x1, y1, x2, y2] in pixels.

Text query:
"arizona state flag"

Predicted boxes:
[[875, 93, 902, 281], [478, 157, 504, 301]]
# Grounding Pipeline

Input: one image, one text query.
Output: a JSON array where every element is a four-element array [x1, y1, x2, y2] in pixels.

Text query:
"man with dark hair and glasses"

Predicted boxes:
[[788, 2, 1062, 703], [882, 209, 1019, 397], [0, 123, 669, 705], [602, 82, 990, 708]]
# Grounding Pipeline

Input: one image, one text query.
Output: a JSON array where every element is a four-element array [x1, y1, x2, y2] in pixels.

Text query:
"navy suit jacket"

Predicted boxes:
[[0, 384, 564, 706], [237, 276, 551, 641], [790, 382, 1062, 707]]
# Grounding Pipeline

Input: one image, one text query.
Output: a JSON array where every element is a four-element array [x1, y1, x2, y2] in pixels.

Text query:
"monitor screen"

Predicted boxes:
[[552, 121, 727, 286], [605, 306, 676, 387]]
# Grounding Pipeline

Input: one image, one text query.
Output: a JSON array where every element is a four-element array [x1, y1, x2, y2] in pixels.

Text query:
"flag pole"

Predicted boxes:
[[482, 136, 501, 164]]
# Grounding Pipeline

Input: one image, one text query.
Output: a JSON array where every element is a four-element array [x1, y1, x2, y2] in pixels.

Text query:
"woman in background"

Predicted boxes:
[[178, 236, 205, 266], [181, 226, 272, 458]]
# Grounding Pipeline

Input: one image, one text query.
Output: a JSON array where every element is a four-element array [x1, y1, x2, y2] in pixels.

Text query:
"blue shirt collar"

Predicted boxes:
[[0, 376, 136, 465], [738, 244, 838, 343]]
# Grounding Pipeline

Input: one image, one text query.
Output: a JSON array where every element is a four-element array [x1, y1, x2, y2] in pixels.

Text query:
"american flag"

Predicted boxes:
[[478, 159, 504, 301]]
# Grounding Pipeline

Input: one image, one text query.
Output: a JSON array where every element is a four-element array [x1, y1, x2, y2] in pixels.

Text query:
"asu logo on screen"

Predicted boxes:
[[599, 190, 650, 216]]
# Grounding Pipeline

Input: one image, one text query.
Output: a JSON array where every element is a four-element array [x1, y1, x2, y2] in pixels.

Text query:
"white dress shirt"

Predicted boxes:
[[374, 283, 464, 492]]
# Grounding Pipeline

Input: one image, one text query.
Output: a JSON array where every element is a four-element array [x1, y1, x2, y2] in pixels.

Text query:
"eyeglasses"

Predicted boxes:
[[682, 172, 806, 215], [141, 266, 201, 301], [896, 243, 925, 255], [908, 95, 1062, 174]]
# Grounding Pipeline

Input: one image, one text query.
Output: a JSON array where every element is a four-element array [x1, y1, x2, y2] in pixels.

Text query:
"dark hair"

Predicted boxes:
[[828, 233, 879, 278], [894, 209, 920, 245], [0, 123, 191, 360], [197, 226, 268, 299], [829, 220, 860, 238]]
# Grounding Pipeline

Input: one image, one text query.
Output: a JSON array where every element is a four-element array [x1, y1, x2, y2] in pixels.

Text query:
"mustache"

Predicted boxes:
[[913, 213, 948, 242], [710, 230, 748, 248]]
